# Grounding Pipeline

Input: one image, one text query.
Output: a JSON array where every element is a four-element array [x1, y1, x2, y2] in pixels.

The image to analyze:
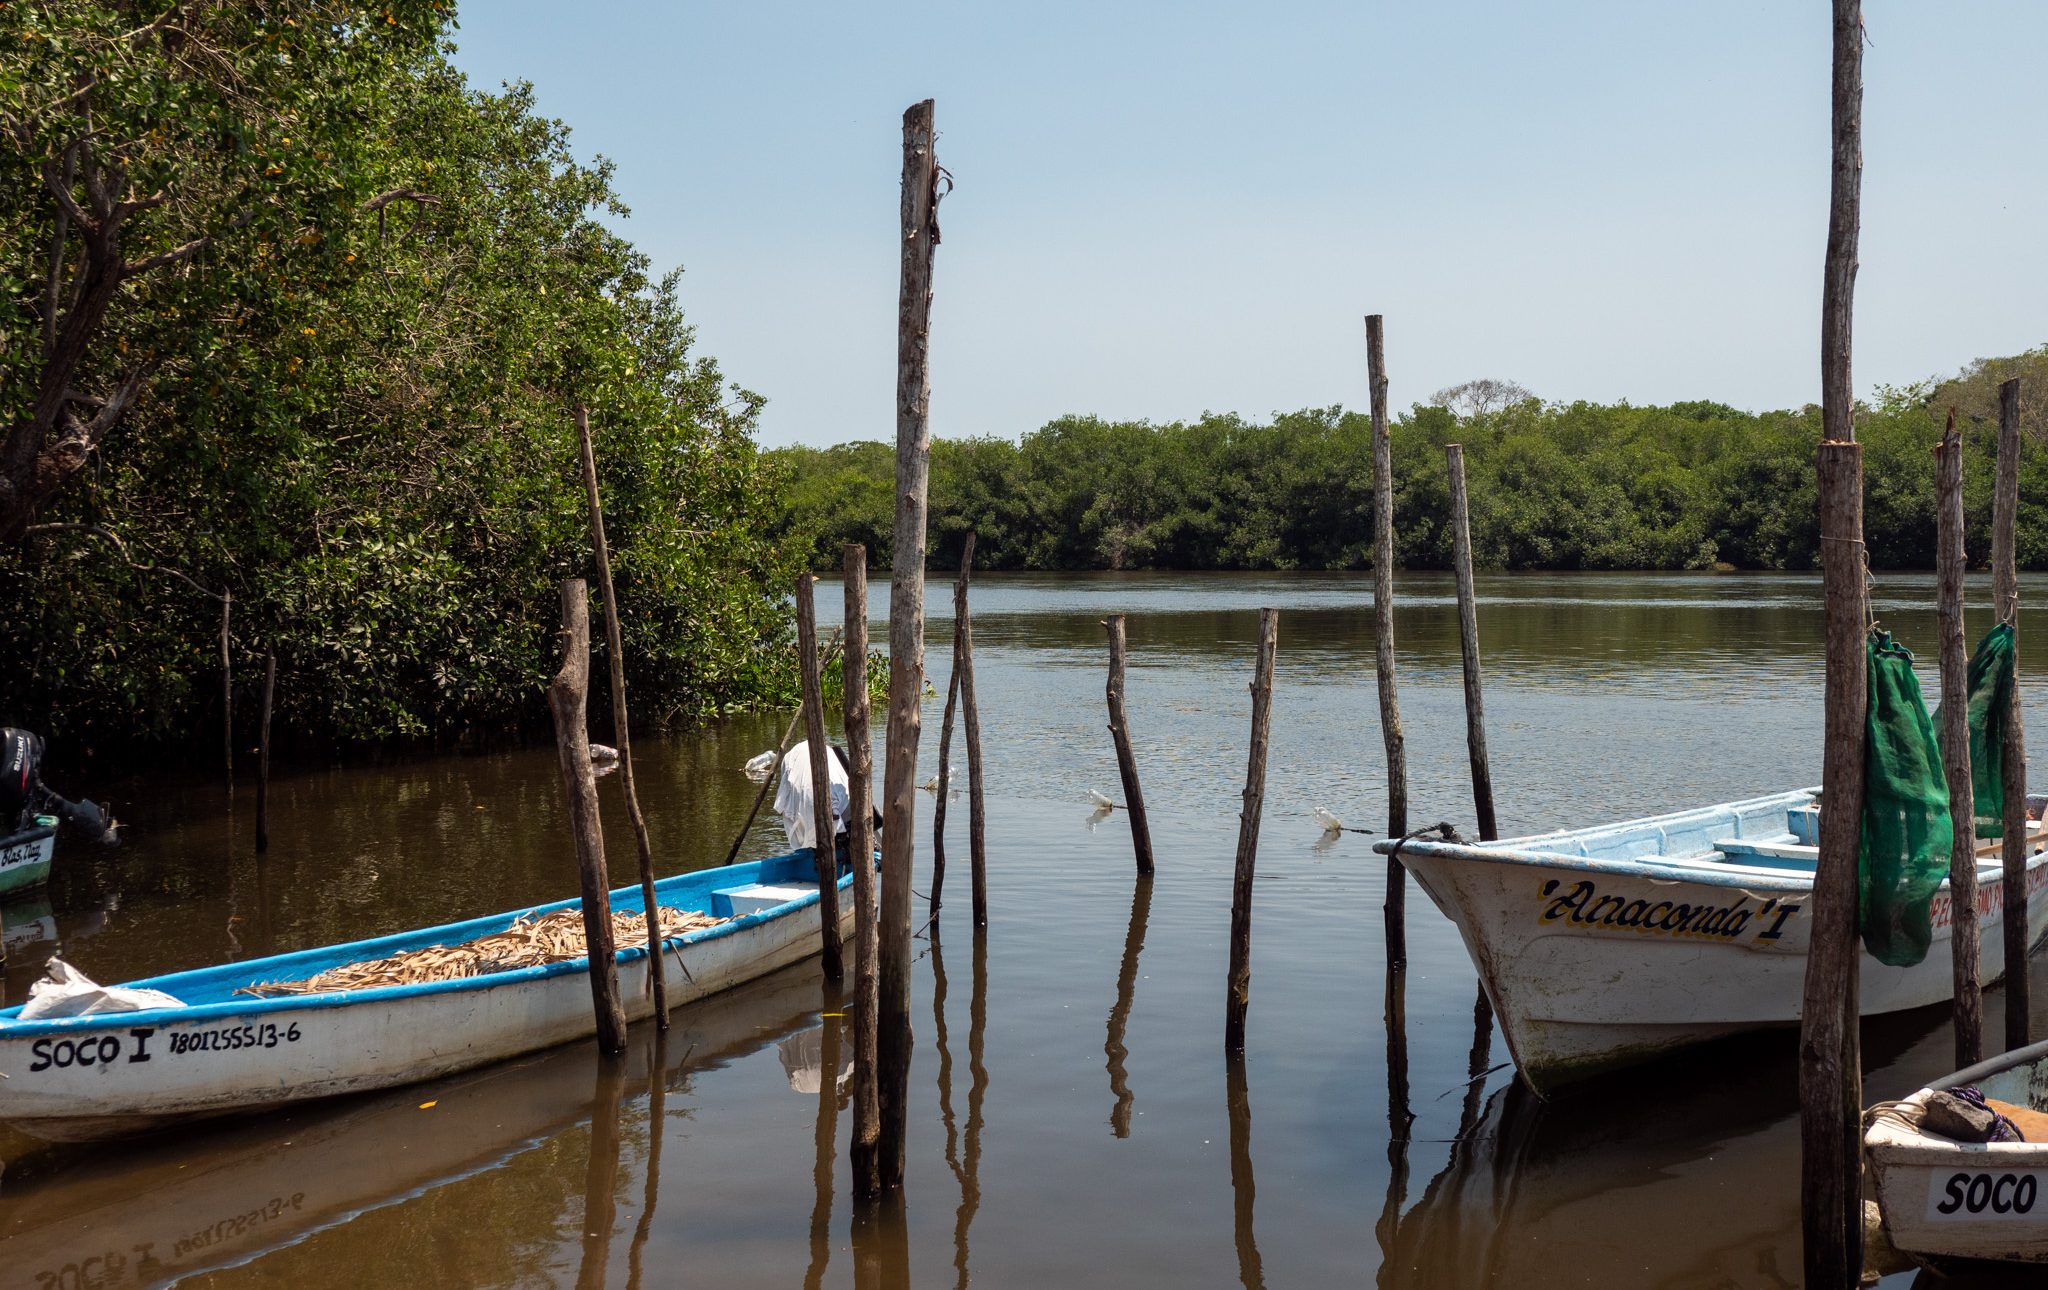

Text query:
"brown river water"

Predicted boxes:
[[2, 570, 2045, 1289]]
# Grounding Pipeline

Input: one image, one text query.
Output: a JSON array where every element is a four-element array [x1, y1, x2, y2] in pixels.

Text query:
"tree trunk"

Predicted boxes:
[[547, 578, 627, 1055]]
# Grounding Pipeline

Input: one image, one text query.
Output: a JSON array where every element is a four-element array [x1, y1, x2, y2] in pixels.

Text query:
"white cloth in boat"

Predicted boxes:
[[15, 957, 184, 1020], [775, 739, 850, 852]]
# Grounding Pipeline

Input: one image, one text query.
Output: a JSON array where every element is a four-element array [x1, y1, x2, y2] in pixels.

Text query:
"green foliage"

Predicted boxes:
[[773, 369, 2048, 574], [0, 6, 803, 757]]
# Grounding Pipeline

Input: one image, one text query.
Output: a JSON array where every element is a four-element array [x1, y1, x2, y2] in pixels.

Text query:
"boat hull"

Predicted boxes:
[[0, 825, 55, 896], [0, 857, 856, 1137], [1390, 793, 2048, 1097]]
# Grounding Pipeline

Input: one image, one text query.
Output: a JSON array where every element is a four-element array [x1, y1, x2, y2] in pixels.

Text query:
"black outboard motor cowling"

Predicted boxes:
[[0, 727, 117, 844]]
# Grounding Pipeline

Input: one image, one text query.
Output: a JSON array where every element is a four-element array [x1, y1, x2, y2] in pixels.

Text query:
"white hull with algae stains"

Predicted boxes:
[[0, 849, 857, 1138], [1376, 788, 2048, 1098]]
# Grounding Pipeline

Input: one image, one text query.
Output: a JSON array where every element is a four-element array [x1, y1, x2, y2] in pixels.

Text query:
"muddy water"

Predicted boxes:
[[2, 571, 2045, 1289]]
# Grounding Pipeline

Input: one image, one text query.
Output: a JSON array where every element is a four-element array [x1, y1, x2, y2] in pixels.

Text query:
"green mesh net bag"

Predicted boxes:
[[1962, 623, 2017, 839], [1859, 631, 1954, 967]]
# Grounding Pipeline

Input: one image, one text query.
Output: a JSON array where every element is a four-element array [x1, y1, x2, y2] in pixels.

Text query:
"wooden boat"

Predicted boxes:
[[1374, 788, 2048, 1098], [1865, 1038, 2048, 1274], [0, 849, 854, 1138], [0, 817, 57, 897]]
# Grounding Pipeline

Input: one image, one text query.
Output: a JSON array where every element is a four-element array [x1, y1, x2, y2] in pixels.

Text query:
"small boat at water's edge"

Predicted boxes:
[[1865, 1038, 2048, 1273], [1374, 788, 2048, 1098], [0, 818, 58, 897], [0, 849, 855, 1139]]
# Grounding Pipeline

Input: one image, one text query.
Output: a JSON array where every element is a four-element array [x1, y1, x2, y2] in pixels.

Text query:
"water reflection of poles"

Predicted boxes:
[[804, 994, 844, 1290], [1226, 1054, 1265, 1290], [855, 1193, 913, 1290], [1374, 961, 1413, 1289], [626, 1027, 668, 1290], [933, 923, 961, 1185], [1455, 987, 1492, 1152], [1106, 874, 1153, 1137], [576, 1054, 626, 1290], [953, 926, 988, 1289]]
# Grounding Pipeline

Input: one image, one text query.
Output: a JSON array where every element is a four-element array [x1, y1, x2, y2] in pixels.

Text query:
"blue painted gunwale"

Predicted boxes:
[[0, 849, 849, 1038]]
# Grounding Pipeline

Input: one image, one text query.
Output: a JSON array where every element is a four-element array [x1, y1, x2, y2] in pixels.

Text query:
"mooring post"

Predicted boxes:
[[1445, 445, 1499, 843], [256, 652, 276, 854], [1104, 614, 1154, 875], [1366, 315, 1408, 969], [722, 634, 841, 870], [220, 590, 233, 794], [1224, 608, 1280, 1053], [957, 536, 988, 928], [796, 573, 846, 982], [844, 544, 883, 1198], [547, 578, 628, 1055], [1996, 376, 2031, 1053], [878, 96, 939, 1191], [1935, 413, 1983, 1067], [576, 403, 669, 1024], [933, 626, 962, 913]]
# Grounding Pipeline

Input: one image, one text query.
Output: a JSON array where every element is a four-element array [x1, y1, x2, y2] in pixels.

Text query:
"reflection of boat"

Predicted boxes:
[[0, 850, 856, 1136], [0, 962, 824, 1289], [1866, 1036, 2048, 1274], [0, 895, 54, 959], [0, 820, 57, 898], [1375, 788, 2048, 1096]]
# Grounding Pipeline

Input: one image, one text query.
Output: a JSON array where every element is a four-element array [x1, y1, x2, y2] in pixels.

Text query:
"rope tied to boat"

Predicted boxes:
[[1386, 821, 1465, 865]]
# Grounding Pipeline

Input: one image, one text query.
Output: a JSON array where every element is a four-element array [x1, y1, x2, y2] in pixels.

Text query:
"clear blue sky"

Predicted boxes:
[[447, 2, 2048, 448]]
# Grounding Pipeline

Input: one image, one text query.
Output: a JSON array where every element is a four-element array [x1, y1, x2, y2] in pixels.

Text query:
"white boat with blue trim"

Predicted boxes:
[[1376, 788, 2048, 1098], [0, 849, 854, 1138]]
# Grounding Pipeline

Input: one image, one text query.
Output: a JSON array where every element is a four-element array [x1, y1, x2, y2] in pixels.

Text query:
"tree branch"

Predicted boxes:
[[21, 522, 225, 603], [359, 188, 441, 214], [123, 232, 212, 277]]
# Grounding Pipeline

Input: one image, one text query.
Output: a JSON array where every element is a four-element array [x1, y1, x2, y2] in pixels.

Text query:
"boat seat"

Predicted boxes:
[[711, 882, 819, 918], [1713, 838, 1818, 870]]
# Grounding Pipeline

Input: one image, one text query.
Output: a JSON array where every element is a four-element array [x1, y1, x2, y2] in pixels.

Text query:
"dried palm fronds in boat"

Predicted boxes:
[[236, 906, 726, 998]]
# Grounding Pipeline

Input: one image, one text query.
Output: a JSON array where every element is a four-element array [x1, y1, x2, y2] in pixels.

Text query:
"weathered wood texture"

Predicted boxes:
[[878, 97, 940, 1191], [546, 578, 627, 1055], [1801, 441, 1867, 1288], [843, 544, 883, 1199], [220, 591, 233, 791], [1934, 415, 1983, 1068], [1367, 315, 1409, 970], [576, 404, 668, 1024], [1445, 445, 1498, 843], [256, 652, 276, 854], [796, 573, 845, 982], [958, 537, 989, 927], [1821, 1, 1862, 448], [1996, 376, 2030, 1052], [1224, 608, 1280, 1053], [933, 630, 962, 911], [1104, 614, 1154, 875]]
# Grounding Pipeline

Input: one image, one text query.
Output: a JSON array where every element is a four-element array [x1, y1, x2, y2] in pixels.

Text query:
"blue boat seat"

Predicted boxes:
[[1713, 837, 1818, 871], [711, 882, 820, 918]]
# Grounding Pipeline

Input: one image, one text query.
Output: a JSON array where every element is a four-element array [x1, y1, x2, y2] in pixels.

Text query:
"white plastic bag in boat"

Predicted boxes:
[[16, 957, 184, 1020]]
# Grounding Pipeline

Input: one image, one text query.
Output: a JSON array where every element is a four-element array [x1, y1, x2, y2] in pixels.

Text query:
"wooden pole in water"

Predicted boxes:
[[878, 96, 939, 1191], [1935, 413, 1983, 1068], [1366, 315, 1408, 968], [256, 653, 276, 854], [1224, 608, 1279, 1053], [957, 538, 988, 928], [576, 403, 669, 1024], [844, 544, 883, 1199], [548, 578, 628, 1055], [721, 634, 841, 869], [220, 590, 233, 794], [796, 573, 846, 982], [1104, 614, 1154, 876], [1445, 445, 1498, 843], [1996, 376, 2031, 1053], [933, 631, 962, 913]]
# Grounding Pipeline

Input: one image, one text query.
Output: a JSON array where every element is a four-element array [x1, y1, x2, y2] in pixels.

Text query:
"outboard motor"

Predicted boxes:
[[0, 728, 118, 845]]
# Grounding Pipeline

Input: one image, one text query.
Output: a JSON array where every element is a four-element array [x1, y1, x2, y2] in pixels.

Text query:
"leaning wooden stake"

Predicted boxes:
[[220, 591, 233, 793], [1367, 314, 1408, 966], [547, 578, 628, 1055], [1104, 614, 1154, 875], [1996, 376, 2031, 1053], [958, 539, 988, 928], [933, 639, 962, 912], [1445, 445, 1498, 843], [844, 544, 883, 1199], [878, 96, 940, 1191], [256, 653, 277, 854], [1934, 413, 1983, 1068], [1224, 608, 1280, 1053], [796, 573, 845, 982], [576, 403, 668, 1024]]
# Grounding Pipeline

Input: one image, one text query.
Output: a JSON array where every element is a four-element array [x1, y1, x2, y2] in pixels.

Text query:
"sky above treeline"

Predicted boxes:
[[448, 2, 2048, 448]]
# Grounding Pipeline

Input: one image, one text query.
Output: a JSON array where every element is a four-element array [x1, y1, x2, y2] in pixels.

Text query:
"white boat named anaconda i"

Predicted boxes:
[[1374, 788, 2048, 1098], [0, 849, 856, 1138]]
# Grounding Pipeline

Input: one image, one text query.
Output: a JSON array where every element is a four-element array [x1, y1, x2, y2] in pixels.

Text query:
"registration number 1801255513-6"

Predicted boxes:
[[25, 1021, 303, 1071]]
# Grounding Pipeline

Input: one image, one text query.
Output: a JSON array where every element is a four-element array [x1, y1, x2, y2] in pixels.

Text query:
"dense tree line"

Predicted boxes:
[[773, 350, 2048, 575], [3, 3, 803, 759]]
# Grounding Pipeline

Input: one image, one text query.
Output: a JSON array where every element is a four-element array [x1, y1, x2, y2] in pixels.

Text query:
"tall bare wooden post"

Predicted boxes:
[[933, 633, 962, 911], [547, 578, 627, 1055], [796, 573, 845, 982], [1996, 376, 2031, 1052], [878, 97, 939, 1191], [844, 544, 883, 1198], [1445, 445, 1498, 843], [255, 653, 276, 854], [1224, 608, 1279, 1053], [220, 590, 233, 793], [1799, 9, 1866, 1280], [1367, 315, 1408, 967], [956, 538, 989, 927], [1935, 414, 1983, 1067], [576, 403, 669, 1024], [1104, 614, 1154, 875]]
